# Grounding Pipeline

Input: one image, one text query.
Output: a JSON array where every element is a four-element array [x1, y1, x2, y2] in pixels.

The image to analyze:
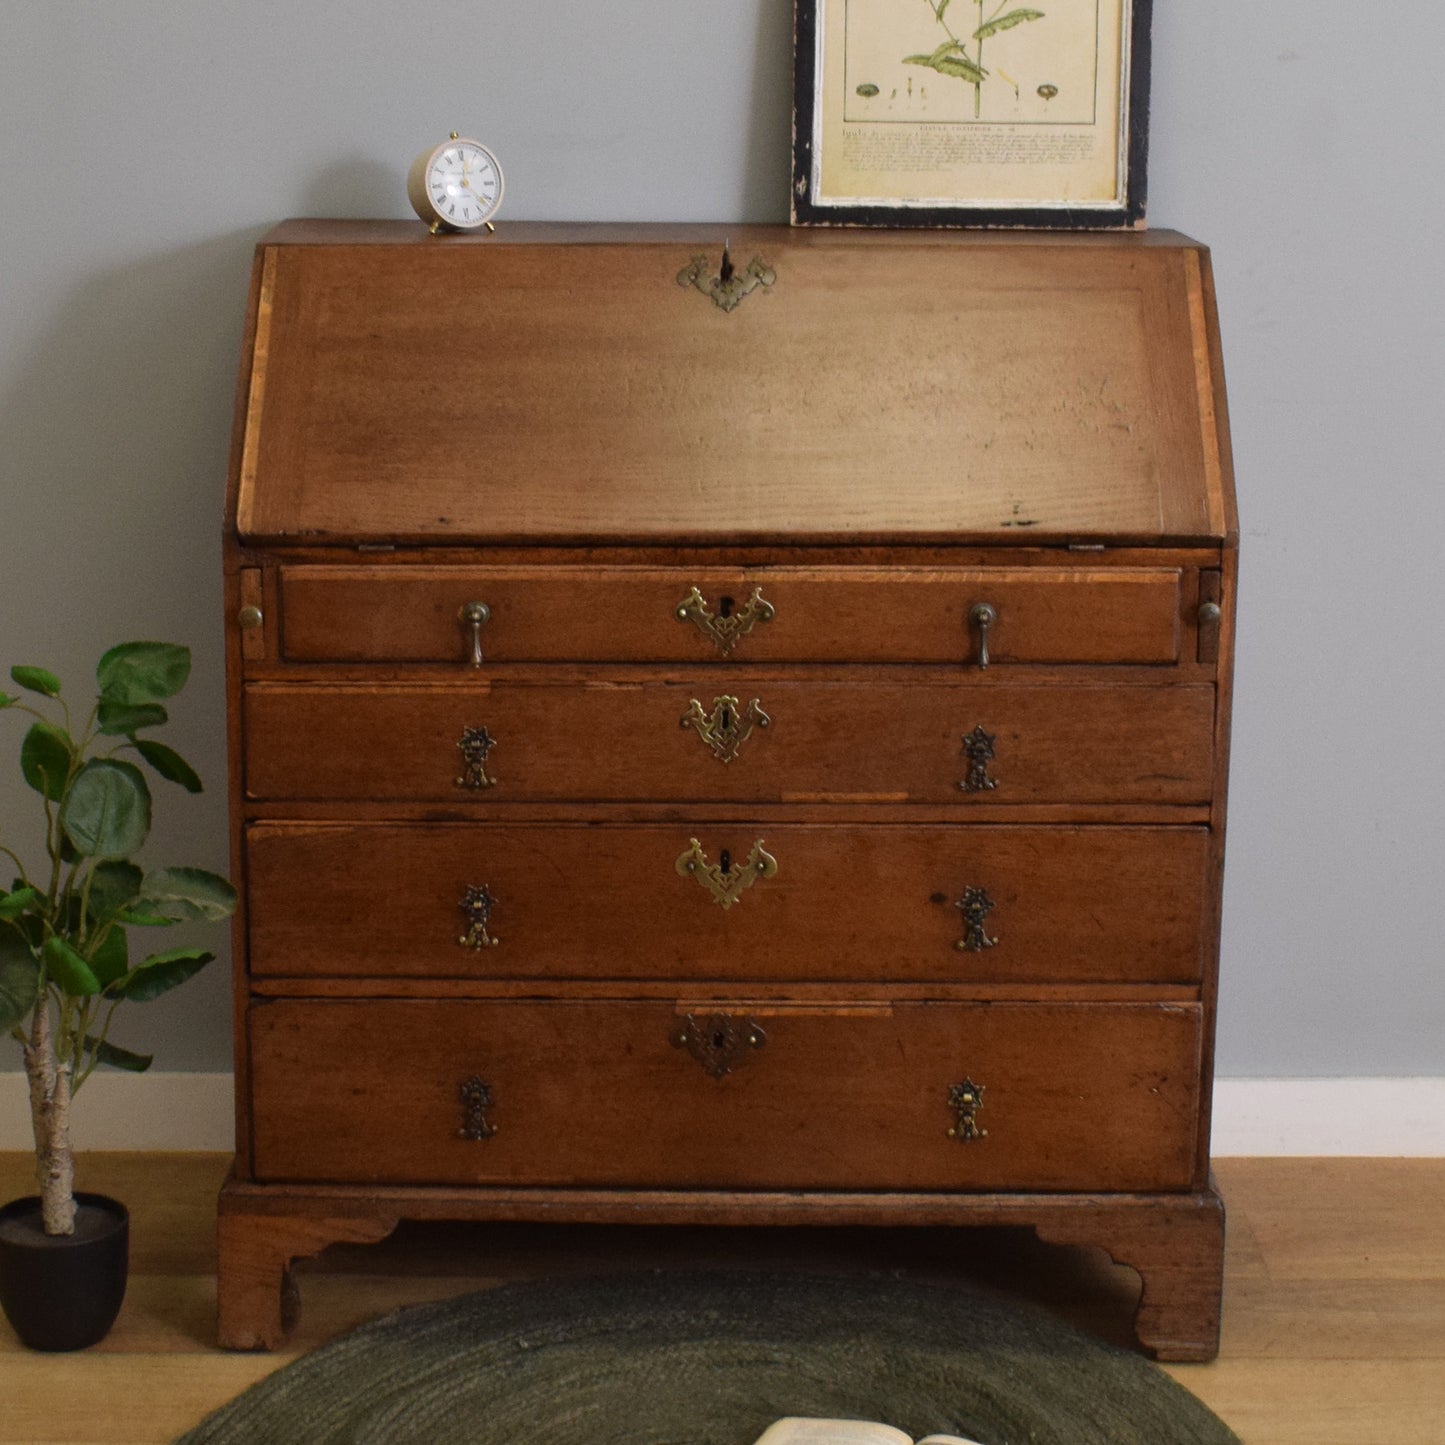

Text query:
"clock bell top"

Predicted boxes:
[[228, 221, 1234, 548]]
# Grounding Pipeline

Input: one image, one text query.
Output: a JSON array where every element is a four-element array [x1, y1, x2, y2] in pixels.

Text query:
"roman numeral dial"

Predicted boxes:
[[406, 133, 505, 233]]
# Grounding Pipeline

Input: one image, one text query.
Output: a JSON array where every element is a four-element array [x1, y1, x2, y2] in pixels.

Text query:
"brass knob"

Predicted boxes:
[[968, 602, 997, 669], [237, 605, 264, 630], [459, 601, 491, 667], [1198, 601, 1222, 626]]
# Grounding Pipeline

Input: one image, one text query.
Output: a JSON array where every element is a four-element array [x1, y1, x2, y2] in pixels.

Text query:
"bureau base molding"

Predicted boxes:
[[216, 1173, 1224, 1362]]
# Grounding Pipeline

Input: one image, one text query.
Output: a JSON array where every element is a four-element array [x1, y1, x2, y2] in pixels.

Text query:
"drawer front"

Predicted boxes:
[[277, 565, 1183, 666], [243, 680, 1215, 804], [249, 999, 1203, 1191], [246, 822, 1209, 984]]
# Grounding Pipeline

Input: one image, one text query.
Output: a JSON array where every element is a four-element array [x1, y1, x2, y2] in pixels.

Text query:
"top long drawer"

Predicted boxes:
[[275, 566, 1184, 666]]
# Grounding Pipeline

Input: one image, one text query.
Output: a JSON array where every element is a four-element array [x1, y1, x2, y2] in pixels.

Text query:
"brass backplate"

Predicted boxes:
[[671, 1013, 767, 1079], [675, 838, 778, 909], [681, 694, 771, 763]]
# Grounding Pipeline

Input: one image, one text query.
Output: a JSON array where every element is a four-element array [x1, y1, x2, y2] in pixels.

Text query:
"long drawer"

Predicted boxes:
[[245, 822, 1209, 983], [276, 566, 1185, 666], [249, 999, 1203, 1191], [243, 679, 1215, 804]]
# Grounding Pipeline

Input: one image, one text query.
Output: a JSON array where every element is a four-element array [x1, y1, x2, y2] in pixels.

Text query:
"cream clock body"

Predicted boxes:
[[407, 133, 504, 233]]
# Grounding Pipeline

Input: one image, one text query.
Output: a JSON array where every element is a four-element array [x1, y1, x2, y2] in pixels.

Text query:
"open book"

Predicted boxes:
[[753, 1419, 983, 1445]]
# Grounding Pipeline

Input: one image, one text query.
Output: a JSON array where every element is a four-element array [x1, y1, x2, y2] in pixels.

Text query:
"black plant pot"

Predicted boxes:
[[0, 1192, 129, 1350]]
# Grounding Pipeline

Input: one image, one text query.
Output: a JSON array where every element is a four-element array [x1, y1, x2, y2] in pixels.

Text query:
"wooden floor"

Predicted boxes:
[[0, 1156, 1439, 1445]]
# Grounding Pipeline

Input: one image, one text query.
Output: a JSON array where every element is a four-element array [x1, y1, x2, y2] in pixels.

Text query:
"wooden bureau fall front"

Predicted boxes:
[[219, 222, 1237, 1359]]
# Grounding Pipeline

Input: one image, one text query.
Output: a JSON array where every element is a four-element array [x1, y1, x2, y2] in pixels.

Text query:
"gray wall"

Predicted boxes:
[[1, 3, 1440, 1076]]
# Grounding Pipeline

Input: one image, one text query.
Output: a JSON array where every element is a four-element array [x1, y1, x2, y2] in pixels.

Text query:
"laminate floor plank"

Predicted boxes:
[[0, 1154, 1439, 1445]]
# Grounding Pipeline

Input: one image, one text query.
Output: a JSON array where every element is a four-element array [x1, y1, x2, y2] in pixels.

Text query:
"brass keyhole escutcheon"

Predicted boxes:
[[675, 838, 777, 909], [681, 694, 771, 763], [671, 1013, 767, 1078], [674, 585, 776, 656], [676, 246, 776, 313]]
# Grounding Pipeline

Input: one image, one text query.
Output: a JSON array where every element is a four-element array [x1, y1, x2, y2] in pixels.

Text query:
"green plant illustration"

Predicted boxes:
[[906, 0, 1046, 119]]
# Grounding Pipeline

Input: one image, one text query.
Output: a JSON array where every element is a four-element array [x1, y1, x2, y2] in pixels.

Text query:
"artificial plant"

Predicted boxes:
[[0, 643, 234, 1234]]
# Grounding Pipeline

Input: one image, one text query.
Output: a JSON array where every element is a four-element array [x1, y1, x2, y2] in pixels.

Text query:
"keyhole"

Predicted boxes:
[[719, 704, 732, 729], [718, 595, 735, 618], [712, 1029, 727, 1049], [719, 848, 732, 874]]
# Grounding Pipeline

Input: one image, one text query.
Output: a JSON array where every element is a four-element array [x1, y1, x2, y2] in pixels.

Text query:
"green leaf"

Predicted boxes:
[[115, 907, 176, 927], [85, 860, 144, 922], [60, 759, 152, 858], [137, 866, 236, 922], [935, 0, 952, 20], [109, 947, 214, 1001], [0, 693, 18, 709], [133, 739, 203, 793], [96, 642, 191, 705], [9, 666, 61, 698], [972, 7, 1045, 39], [85, 1037, 153, 1073], [96, 700, 168, 736], [0, 887, 40, 921], [20, 720, 73, 801], [0, 933, 40, 1032], [88, 925, 128, 988], [905, 48, 988, 82], [42, 935, 102, 997]]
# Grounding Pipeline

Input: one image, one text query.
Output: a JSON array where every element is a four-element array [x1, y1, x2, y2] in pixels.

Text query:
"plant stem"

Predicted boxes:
[[23, 1000, 75, 1235], [976, 0, 985, 117]]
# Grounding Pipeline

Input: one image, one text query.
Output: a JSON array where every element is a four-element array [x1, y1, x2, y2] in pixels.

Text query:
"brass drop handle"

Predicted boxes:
[[458, 884, 500, 950], [458, 1075, 497, 1140], [947, 1078, 987, 1141], [954, 887, 998, 952], [459, 601, 491, 667], [969, 602, 998, 669]]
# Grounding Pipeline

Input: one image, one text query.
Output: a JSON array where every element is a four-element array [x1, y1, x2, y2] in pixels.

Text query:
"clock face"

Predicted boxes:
[[423, 139, 503, 229]]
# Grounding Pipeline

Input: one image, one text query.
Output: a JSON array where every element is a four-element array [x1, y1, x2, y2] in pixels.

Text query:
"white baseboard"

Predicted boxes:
[[0, 1072, 236, 1152], [1209, 1077, 1445, 1157], [0, 1074, 1441, 1156]]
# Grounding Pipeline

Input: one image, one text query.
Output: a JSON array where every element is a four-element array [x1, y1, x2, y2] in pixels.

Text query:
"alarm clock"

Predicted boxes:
[[407, 133, 504, 234]]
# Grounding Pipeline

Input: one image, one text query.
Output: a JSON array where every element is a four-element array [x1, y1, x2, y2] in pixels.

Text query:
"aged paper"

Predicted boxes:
[[811, 0, 1130, 210]]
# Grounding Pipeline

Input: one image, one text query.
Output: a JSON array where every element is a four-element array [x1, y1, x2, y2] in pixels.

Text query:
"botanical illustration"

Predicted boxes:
[[905, 0, 1046, 119]]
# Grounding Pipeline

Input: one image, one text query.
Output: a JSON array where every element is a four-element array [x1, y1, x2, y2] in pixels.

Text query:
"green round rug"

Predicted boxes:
[[179, 1270, 1239, 1445]]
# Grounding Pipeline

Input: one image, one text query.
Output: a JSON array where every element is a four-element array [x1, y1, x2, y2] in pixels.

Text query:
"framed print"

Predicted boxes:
[[792, 0, 1150, 227]]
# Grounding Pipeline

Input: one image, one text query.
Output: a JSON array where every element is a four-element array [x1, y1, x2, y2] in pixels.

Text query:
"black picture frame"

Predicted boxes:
[[791, 0, 1151, 228]]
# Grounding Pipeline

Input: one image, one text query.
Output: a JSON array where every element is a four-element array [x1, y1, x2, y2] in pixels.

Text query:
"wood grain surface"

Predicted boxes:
[[244, 821, 1210, 983], [241, 677, 1217, 804], [1, 1155, 1437, 1444], [235, 231, 1225, 546], [276, 564, 1185, 665], [246, 999, 1202, 1192]]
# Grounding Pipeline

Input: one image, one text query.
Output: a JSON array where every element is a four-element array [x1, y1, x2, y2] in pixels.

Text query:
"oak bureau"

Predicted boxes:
[[218, 222, 1237, 1358]]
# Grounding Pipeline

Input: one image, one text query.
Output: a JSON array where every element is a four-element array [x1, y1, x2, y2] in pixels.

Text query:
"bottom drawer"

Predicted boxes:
[[250, 999, 1202, 1192]]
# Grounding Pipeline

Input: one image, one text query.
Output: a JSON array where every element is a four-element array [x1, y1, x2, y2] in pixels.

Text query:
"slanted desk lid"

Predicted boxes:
[[233, 223, 1231, 546]]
